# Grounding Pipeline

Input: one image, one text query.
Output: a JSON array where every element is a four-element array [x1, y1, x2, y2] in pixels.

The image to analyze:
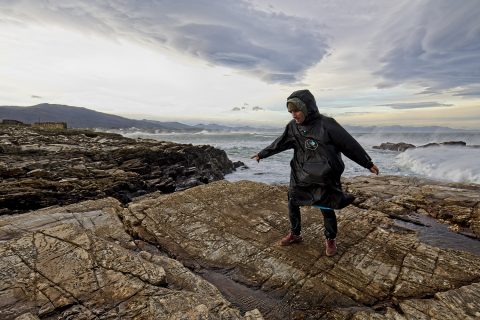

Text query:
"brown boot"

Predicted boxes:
[[280, 232, 303, 246], [325, 239, 337, 256]]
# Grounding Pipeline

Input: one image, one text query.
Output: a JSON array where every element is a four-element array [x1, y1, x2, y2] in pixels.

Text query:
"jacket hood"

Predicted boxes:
[[287, 89, 320, 124]]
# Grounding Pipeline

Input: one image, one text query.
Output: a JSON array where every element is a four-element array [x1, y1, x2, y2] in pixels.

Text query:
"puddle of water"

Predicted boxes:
[[135, 239, 294, 318], [199, 269, 291, 319], [393, 213, 480, 256]]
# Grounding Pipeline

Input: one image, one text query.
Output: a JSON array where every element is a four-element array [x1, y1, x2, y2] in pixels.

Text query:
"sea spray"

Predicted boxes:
[[396, 146, 480, 184]]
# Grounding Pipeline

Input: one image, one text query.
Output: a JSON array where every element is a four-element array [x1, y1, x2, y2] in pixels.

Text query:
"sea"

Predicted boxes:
[[119, 130, 480, 185]]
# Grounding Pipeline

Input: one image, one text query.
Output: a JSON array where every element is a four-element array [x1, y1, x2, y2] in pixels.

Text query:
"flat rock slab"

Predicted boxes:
[[0, 198, 262, 320], [344, 175, 480, 238], [123, 179, 480, 319]]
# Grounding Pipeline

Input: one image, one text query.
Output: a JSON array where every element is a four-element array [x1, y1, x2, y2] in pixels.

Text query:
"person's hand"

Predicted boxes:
[[251, 154, 260, 163], [369, 164, 379, 175]]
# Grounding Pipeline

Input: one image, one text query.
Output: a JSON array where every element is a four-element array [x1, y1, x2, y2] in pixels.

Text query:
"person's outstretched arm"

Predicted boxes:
[[325, 118, 379, 174], [252, 124, 294, 162]]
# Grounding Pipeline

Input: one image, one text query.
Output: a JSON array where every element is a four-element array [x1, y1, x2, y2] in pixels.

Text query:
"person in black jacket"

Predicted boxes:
[[252, 89, 379, 256]]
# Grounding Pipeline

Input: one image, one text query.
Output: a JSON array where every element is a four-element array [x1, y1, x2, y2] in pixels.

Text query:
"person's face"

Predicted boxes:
[[290, 110, 305, 124]]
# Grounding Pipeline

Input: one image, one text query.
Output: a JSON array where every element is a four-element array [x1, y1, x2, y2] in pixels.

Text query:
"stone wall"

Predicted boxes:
[[32, 121, 67, 129]]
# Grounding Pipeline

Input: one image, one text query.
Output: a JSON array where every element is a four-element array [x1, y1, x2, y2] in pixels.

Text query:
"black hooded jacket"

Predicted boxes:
[[258, 90, 373, 209]]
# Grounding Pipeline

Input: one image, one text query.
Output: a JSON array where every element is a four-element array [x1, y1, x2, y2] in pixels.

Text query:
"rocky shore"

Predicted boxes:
[[1, 127, 479, 319], [0, 126, 237, 215], [1, 176, 479, 319]]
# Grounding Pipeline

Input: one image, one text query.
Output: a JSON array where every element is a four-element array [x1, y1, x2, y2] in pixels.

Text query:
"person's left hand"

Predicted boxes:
[[369, 164, 379, 175], [251, 154, 260, 163]]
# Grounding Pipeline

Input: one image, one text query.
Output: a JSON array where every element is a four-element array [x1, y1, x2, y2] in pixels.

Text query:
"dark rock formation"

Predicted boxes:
[[373, 141, 468, 152], [0, 126, 235, 215], [419, 141, 467, 148], [373, 142, 416, 151], [233, 160, 247, 169]]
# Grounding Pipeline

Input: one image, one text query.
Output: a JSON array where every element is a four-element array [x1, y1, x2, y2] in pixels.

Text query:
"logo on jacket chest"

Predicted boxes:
[[305, 138, 319, 150]]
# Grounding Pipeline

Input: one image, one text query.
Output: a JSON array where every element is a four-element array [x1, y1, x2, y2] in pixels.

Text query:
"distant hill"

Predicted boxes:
[[0, 103, 472, 132], [0, 103, 278, 132], [0, 103, 196, 131]]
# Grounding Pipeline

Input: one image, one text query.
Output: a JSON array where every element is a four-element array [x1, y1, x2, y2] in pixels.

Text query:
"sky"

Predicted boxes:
[[0, 0, 479, 129]]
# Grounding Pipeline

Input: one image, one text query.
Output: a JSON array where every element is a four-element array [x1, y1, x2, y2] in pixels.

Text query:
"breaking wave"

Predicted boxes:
[[395, 146, 480, 184]]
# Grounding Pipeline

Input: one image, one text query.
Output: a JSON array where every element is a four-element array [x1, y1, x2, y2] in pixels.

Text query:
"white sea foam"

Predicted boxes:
[[193, 130, 212, 135], [395, 146, 480, 184]]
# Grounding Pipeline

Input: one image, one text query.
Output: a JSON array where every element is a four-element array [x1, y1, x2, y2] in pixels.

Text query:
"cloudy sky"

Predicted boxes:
[[1, 0, 479, 128]]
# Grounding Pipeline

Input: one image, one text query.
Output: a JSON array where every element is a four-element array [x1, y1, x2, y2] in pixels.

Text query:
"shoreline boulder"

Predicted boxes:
[[373, 140, 468, 152]]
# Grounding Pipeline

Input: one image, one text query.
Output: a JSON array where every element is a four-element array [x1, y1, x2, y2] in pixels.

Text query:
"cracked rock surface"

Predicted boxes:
[[345, 175, 480, 238], [0, 198, 262, 319], [122, 179, 480, 319]]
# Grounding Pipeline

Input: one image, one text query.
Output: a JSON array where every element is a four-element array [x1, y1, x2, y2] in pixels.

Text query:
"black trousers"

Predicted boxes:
[[288, 198, 337, 239]]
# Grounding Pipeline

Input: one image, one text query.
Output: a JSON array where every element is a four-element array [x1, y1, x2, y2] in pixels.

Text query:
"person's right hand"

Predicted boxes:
[[369, 164, 379, 175], [251, 154, 260, 163]]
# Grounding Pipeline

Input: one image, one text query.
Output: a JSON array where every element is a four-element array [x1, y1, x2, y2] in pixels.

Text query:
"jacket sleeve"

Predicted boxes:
[[258, 124, 294, 159], [325, 118, 373, 169]]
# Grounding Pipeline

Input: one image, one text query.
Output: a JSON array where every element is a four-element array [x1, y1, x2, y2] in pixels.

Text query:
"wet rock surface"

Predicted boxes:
[[122, 179, 480, 319], [372, 142, 416, 152], [345, 175, 480, 239], [0, 126, 234, 215]]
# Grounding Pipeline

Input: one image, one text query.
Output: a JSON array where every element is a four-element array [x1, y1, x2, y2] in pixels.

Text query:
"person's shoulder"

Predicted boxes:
[[320, 115, 335, 123], [277, 120, 295, 134], [320, 115, 340, 127], [286, 119, 296, 128], [310, 114, 333, 127]]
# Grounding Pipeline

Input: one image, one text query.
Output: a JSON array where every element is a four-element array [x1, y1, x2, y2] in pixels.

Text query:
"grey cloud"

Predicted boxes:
[[0, 0, 329, 84], [380, 102, 453, 110], [325, 105, 362, 109], [373, 0, 480, 95], [252, 106, 263, 111], [452, 86, 480, 97], [261, 73, 297, 83], [232, 107, 241, 111], [31, 95, 42, 99], [339, 112, 372, 116], [416, 89, 441, 95]]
